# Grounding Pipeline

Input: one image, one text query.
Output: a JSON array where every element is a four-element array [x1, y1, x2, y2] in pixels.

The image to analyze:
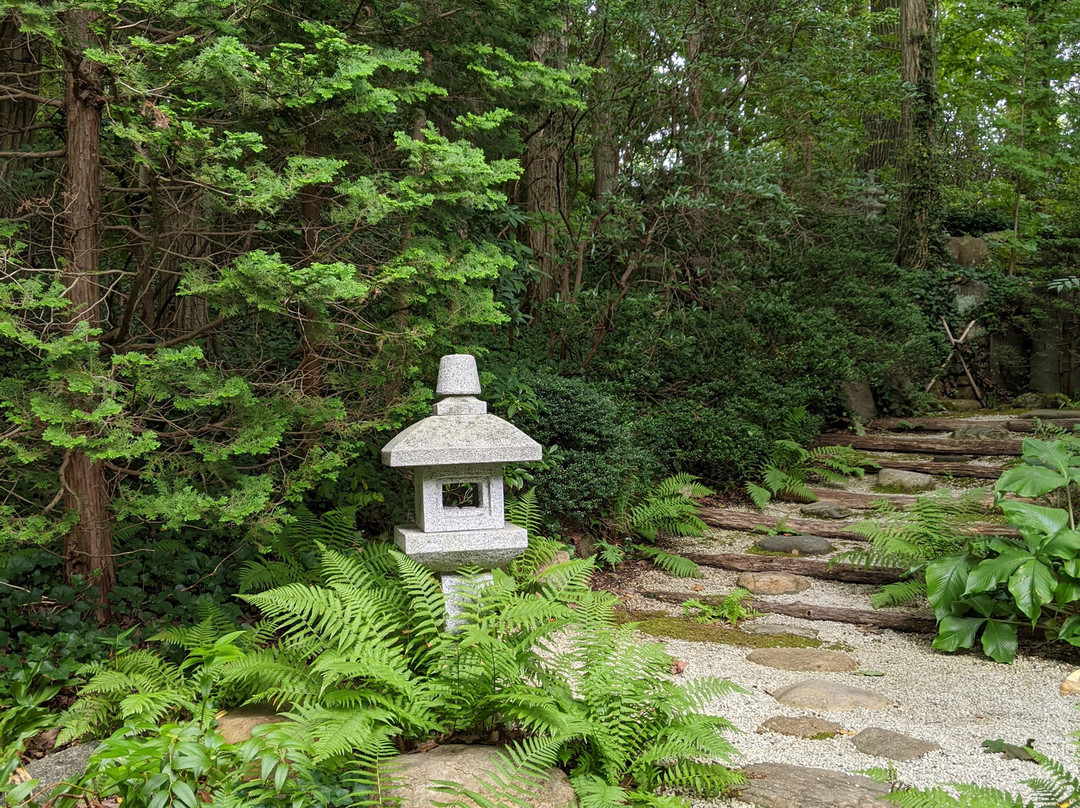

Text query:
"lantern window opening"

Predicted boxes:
[[442, 480, 483, 509]]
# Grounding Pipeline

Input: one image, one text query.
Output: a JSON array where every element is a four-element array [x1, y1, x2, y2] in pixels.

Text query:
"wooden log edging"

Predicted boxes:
[[641, 589, 937, 633], [815, 433, 1023, 456], [698, 507, 1020, 540], [684, 552, 905, 585], [869, 458, 1003, 479]]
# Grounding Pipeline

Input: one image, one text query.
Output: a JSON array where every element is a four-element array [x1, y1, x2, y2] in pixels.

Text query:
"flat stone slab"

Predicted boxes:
[[390, 744, 576, 808], [772, 680, 892, 711], [851, 727, 941, 761], [799, 501, 853, 520], [736, 763, 891, 808], [747, 648, 859, 672], [951, 425, 1011, 440], [216, 703, 288, 744], [759, 716, 844, 739], [737, 571, 812, 595], [753, 535, 834, 556], [877, 468, 935, 493]]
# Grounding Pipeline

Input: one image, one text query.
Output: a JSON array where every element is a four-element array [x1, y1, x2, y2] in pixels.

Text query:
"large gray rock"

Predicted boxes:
[[1012, 393, 1050, 409], [23, 743, 98, 799], [841, 382, 878, 422], [951, 425, 1011, 441], [736, 571, 812, 595], [851, 727, 941, 761], [736, 763, 891, 808], [389, 744, 576, 808], [772, 680, 892, 711], [753, 535, 834, 556], [946, 236, 989, 267], [747, 648, 859, 673], [759, 716, 844, 739], [877, 468, 934, 493], [800, 501, 853, 520]]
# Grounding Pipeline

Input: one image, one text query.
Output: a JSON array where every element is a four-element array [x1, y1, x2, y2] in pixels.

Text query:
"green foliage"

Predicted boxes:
[[745, 408, 871, 508], [683, 590, 760, 627], [923, 437, 1080, 662]]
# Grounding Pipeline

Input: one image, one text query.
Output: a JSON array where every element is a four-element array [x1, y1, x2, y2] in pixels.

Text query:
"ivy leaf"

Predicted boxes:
[[963, 550, 1030, 596], [932, 615, 985, 652], [1007, 559, 1056, 624], [995, 464, 1067, 498], [925, 553, 971, 620], [979, 619, 1018, 664]]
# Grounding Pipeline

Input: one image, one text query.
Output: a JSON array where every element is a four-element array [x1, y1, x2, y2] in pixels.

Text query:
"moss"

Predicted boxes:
[[744, 546, 796, 557], [872, 484, 934, 495], [617, 611, 825, 648], [809, 731, 840, 740]]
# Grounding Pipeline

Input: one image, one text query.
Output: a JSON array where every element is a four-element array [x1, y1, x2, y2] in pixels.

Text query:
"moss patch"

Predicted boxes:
[[809, 731, 840, 740], [617, 611, 825, 649]]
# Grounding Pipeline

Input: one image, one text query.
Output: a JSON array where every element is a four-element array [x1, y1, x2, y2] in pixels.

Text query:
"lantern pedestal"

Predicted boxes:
[[393, 525, 528, 573]]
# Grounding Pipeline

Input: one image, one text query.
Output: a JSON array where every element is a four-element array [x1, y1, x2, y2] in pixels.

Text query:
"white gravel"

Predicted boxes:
[[617, 573, 1080, 806]]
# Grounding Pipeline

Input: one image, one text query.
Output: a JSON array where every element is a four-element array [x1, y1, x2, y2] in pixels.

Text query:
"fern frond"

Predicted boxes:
[[637, 546, 700, 578]]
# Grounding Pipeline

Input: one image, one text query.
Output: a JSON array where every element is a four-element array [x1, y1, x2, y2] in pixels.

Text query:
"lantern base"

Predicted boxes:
[[393, 525, 528, 573]]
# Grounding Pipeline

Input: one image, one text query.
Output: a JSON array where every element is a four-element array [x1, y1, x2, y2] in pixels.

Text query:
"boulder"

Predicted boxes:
[[851, 727, 940, 761], [771, 680, 892, 711], [946, 236, 989, 267], [759, 716, 845, 740], [951, 425, 1011, 441], [736, 572, 813, 595], [1061, 670, 1080, 695], [23, 743, 98, 800], [841, 382, 878, 422], [1012, 393, 1050, 409], [389, 744, 576, 808], [735, 763, 891, 808], [753, 535, 834, 556], [876, 469, 934, 493], [216, 703, 288, 744], [747, 648, 859, 673], [799, 501, 853, 520]]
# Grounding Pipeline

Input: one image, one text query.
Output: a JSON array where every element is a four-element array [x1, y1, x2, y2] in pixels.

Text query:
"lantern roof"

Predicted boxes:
[[381, 354, 542, 468]]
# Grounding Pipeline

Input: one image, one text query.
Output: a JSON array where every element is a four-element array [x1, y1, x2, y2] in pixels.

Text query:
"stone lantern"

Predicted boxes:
[[381, 354, 542, 620]]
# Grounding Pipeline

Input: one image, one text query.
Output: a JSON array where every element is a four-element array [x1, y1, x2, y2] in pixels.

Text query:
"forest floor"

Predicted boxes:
[[604, 412, 1080, 808]]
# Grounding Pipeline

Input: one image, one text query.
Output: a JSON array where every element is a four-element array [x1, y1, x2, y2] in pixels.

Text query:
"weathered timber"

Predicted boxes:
[[699, 507, 1019, 539], [870, 458, 1003, 479], [684, 553, 905, 585], [1006, 419, 1080, 433], [868, 417, 986, 431], [641, 590, 936, 633], [801, 488, 995, 510], [815, 433, 1023, 456]]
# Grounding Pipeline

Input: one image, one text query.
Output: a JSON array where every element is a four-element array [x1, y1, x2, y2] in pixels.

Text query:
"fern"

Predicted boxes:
[[638, 546, 700, 578], [836, 488, 988, 609], [239, 505, 361, 593]]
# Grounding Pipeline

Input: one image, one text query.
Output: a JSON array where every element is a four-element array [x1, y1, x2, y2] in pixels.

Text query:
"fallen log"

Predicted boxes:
[[683, 552, 905, 585], [1006, 419, 1080, 433], [867, 458, 1004, 479], [815, 433, 1023, 456], [802, 488, 995, 510], [640, 590, 937, 633], [868, 417, 986, 432], [699, 507, 1020, 540]]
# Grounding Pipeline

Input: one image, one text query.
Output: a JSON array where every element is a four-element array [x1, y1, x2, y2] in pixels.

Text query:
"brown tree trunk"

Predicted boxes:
[[0, 14, 39, 154], [856, 0, 902, 173], [591, 25, 617, 201], [896, 0, 941, 269], [61, 9, 115, 623]]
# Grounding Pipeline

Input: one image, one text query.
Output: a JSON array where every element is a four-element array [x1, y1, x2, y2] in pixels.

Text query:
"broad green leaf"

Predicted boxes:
[[963, 551, 1030, 596], [998, 500, 1069, 537], [1054, 576, 1080, 606], [995, 464, 1067, 498], [1006, 559, 1056, 623], [979, 620, 1018, 663], [1058, 614, 1080, 644], [934, 615, 985, 652], [1020, 437, 1075, 475], [925, 553, 971, 619], [1041, 529, 1080, 559]]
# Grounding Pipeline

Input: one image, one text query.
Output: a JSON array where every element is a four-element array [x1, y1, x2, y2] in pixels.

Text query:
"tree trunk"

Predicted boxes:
[[0, 14, 39, 154], [591, 23, 617, 201], [896, 0, 941, 269], [856, 0, 901, 173], [62, 9, 115, 623]]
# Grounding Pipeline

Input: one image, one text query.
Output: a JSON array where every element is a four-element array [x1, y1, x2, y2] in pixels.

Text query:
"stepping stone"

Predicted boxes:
[[772, 680, 892, 711], [747, 647, 858, 672], [737, 571, 812, 595], [759, 716, 844, 739], [216, 703, 288, 743], [753, 535, 834, 556], [735, 763, 891, 808], [951, 425, 1011, 440], [742, 623, 819, 639], [800, 501, 853, 520], [851, 727, 941, 761], [876, 468, 934, 493]]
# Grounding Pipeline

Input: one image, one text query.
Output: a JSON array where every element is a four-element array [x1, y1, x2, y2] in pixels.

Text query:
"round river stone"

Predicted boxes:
[[747, 647, 859, 673], [736, 571, 812, 595], [771, 680, 892, 711], [753, 535, 834, 556]]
